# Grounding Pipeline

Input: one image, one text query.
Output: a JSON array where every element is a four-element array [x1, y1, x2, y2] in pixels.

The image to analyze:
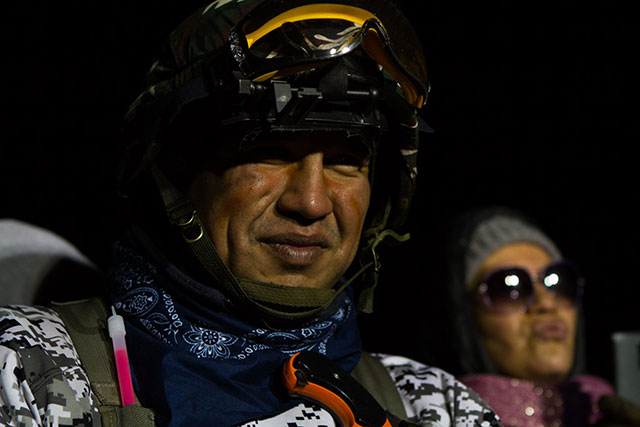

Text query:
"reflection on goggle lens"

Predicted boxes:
[[229, 3, 428, 107], [474, 260, 584, 313], [249, 19, 362, 59]]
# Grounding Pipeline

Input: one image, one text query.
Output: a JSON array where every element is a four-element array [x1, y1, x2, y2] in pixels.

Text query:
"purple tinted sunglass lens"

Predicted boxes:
[[542, 261, 583, 303], [483, 267, 533, 312]]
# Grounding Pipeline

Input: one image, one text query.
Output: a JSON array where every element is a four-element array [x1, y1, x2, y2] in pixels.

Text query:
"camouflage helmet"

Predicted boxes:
[[117, 0, 429, 321]]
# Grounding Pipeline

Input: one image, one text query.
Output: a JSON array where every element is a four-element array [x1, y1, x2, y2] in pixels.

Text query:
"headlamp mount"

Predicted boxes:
[[163, 52, 393, 156]]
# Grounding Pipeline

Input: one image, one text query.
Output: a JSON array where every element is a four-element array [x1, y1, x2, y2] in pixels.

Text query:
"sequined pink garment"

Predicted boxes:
[[460, 374, 614, 427]]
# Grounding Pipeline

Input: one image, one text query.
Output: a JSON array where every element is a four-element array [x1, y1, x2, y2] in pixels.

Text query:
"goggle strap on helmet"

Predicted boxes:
[[168, 74, 213, 123]]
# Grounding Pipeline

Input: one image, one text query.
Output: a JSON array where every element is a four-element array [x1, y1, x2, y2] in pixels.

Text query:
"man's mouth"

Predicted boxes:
[[259, 234, 329, 267]]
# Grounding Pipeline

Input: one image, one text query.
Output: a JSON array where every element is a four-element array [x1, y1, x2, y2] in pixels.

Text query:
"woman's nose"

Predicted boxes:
[[528, 282, 561, 313]]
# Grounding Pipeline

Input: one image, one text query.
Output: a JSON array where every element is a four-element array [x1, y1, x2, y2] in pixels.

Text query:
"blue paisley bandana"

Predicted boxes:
[[107, 230, 361, 427]]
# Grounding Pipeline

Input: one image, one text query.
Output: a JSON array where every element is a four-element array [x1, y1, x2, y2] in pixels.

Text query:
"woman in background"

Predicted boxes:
[[440, 205, 614, 426]]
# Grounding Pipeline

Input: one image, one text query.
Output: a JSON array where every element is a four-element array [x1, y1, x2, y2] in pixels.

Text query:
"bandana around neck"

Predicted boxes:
[[107, 233, 362, 426]]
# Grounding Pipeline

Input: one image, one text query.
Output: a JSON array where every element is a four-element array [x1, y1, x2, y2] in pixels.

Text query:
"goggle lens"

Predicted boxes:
[[248, 19, 362, 61], [476, 261, 583, 313], [230, 2, 428, 107]]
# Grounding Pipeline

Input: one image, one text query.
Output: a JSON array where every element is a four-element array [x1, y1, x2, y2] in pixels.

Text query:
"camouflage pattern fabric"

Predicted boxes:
[[241, 354, 502, 426], [375, 354, 502, 426], [0, 305, 100, 427], [0, 304, 500, 426]]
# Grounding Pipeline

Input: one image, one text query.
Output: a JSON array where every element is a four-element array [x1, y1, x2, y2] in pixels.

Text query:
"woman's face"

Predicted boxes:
[[472, 242, 578, 384]]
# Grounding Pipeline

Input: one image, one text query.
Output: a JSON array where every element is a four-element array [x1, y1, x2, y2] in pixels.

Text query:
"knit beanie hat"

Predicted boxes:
[[464, 213, 562, 287]]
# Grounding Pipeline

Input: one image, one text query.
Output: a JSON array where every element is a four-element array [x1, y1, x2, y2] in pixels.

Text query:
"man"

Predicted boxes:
[[0, 0, 501, 426]]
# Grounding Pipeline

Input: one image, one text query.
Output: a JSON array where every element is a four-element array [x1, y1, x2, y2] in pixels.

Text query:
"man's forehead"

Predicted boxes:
[[187, 128, 374, 172], [238, 129, 373, 155]]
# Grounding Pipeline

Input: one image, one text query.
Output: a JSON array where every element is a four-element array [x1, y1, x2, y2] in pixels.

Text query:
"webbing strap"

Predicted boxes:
[[351, 352, 409, 424], [98, 404, 156, 427], [51, 298, 155, 427]]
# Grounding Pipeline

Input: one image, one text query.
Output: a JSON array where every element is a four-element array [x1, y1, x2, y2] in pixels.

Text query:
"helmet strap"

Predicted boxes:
[[357, 198, 410, 313]]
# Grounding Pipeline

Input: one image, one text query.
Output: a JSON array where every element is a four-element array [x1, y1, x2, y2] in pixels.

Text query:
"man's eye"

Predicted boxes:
[[324, 155, 370, 177], [325, 154, 368, 168]]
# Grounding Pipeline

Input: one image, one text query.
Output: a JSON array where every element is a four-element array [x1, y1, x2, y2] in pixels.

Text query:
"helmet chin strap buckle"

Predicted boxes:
[[151, 165, 204, 244], [174, 211, 205, 244]]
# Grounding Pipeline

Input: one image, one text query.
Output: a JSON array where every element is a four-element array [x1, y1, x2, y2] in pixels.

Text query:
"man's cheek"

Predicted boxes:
[[350, 186, 371, 226]]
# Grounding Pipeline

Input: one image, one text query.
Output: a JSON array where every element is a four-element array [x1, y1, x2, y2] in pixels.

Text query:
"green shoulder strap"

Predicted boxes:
[[52, 299, 406, 426], [51, 298, 156, 427], [351, 352, 409, 423]]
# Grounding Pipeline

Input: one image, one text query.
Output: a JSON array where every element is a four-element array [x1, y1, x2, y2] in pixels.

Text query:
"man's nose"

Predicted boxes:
[[276, 154, 333, 222]]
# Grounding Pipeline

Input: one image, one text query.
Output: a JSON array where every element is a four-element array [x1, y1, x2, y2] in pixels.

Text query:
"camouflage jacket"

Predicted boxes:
[[0, 304, 501, 427], [0, 305, 101, 427]]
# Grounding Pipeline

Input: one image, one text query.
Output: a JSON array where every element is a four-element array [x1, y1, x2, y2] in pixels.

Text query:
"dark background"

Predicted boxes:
[[2, 0, 638, 385]]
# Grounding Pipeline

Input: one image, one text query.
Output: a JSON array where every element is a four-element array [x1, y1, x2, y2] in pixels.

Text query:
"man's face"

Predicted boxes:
[[187, 131, 371, 289]]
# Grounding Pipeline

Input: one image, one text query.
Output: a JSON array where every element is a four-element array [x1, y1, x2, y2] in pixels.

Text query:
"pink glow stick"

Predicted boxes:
[[108, 306, 136, 406]]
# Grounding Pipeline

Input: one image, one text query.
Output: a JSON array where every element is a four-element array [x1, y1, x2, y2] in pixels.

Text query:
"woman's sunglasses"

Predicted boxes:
[[472, 260, 584, 313]]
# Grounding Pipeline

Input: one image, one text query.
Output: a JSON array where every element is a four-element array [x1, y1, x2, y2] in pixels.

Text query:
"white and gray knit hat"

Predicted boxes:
[[464, 214, 562, 286]]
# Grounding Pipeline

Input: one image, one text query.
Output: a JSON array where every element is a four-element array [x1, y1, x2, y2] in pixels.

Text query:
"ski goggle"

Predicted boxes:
[[472, 260, 584, 313], [229, 1, 428, 108]]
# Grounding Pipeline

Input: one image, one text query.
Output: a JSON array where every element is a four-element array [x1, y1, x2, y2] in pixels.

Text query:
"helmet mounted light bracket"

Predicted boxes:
[[272, 81, 322, 126], [231, 59, 389, 130]]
